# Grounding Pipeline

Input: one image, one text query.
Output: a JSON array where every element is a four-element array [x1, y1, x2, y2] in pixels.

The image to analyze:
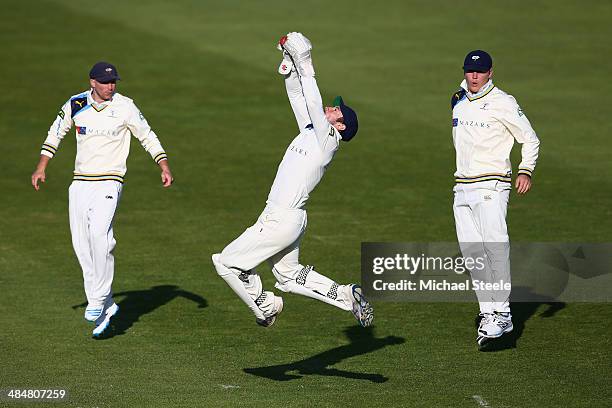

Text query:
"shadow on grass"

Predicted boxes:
[[72, 285, 207, 339], [477, 291, 566, 352], [243, 326, 405, 382]]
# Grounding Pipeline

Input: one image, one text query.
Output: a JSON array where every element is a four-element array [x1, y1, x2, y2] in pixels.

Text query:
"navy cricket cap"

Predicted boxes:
[[332, 96, 358, 142], [89, 61, 120, 83], [463, 50, 493, 73]]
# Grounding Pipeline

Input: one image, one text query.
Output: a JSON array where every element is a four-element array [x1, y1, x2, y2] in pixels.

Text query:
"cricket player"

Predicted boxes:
[[451, 50, 540, 348], [31, 62, 173, 338], [212, 32, 373, 328]]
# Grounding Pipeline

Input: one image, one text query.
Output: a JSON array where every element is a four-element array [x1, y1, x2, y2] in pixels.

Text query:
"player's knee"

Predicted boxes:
[[212, 252, 244, 278], [109, 238, 117, 253], [212, 253, 226, 276], [483, 234, 509, 246], [271, 265, 294, 284], [88, 227, 111, 244], [272, 263, 309, 285]]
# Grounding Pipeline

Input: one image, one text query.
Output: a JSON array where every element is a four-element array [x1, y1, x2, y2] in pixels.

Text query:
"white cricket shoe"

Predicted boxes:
[[349, 285, 374, 327], [478, 312, 513, 338], [476, 313, 492, 348], [256, 296, 283, 328], [92, 303, 119, 338], [476, 312, 490, 332], [84, 306, 103, 322]]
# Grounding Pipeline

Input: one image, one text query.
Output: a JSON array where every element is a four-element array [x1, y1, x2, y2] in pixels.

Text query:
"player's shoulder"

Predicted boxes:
[[111, 93, 139, 113], [302, 123, 340, 151], [112, 92, 134, 105], [490, 86, 519, 107], [451, 88, 467, 109], [68, 90, 89, 101], [65, 90, 89, 117], [66, 90, 89, 107]]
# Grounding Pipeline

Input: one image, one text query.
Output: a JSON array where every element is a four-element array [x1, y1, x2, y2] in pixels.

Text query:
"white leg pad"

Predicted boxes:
[[274, 280, 351, 311], [212, 253, 266, 320]]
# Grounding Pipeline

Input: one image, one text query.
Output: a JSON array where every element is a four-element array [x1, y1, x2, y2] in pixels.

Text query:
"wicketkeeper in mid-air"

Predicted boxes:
[[212, 32, 373, 328]]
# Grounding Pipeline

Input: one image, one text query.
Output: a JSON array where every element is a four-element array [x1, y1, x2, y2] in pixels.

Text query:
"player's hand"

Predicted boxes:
[[161, 168, 173, 188], [158, 160, 173, 188], [280, 32, 312, 61], [279, 32, 314, 77], [278, 51, 294, 75], [31, 169, 46, 191], [515, 174, 531, 195]]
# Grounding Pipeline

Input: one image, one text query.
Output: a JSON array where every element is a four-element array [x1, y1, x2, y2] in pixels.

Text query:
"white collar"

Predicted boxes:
[[88, 89, 113, 109], [460, 79, 493, 98]]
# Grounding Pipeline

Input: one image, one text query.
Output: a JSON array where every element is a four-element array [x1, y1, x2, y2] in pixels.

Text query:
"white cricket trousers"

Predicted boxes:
[[69, 180, 122, 309], [214, 204, 351, 319], [453, 182, 511, 314]]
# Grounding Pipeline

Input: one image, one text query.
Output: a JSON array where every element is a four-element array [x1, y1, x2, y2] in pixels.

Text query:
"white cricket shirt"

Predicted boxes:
[[266, 74, 341, 209], [452, 80, 540, 185], [41, 90, 167, 183]]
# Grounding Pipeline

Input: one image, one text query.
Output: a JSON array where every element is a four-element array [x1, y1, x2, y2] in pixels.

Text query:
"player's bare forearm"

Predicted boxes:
[[31, 155, 50, 191], [158, 159, 173, 188]]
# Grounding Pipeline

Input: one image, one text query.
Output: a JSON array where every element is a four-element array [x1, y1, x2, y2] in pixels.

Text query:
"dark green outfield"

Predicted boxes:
[[1, 1, 611, 406]]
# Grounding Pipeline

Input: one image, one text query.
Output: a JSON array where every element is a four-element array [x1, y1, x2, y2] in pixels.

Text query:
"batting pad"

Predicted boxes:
[[212, 253, 266, 320]]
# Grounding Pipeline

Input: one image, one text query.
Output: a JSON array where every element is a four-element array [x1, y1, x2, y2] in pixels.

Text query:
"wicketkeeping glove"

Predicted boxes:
[[278, 32, 315, 77], [278, 51, 294, 76]]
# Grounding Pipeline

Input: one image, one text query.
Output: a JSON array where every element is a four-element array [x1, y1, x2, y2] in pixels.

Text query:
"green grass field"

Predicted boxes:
[[1, 1, 611, 406]]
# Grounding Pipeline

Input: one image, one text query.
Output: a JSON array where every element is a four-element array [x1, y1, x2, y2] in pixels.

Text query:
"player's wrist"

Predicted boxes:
[[35, 163, 48, 172], [158, 158, 169, 169], [297, 60, 315, 77]]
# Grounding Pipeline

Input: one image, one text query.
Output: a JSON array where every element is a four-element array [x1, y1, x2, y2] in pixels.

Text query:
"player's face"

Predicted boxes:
[[464, 69, 492, 93], [324, 106, 343, 124], [324, 106, 346, 131], [90, 79, 116, 102]]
